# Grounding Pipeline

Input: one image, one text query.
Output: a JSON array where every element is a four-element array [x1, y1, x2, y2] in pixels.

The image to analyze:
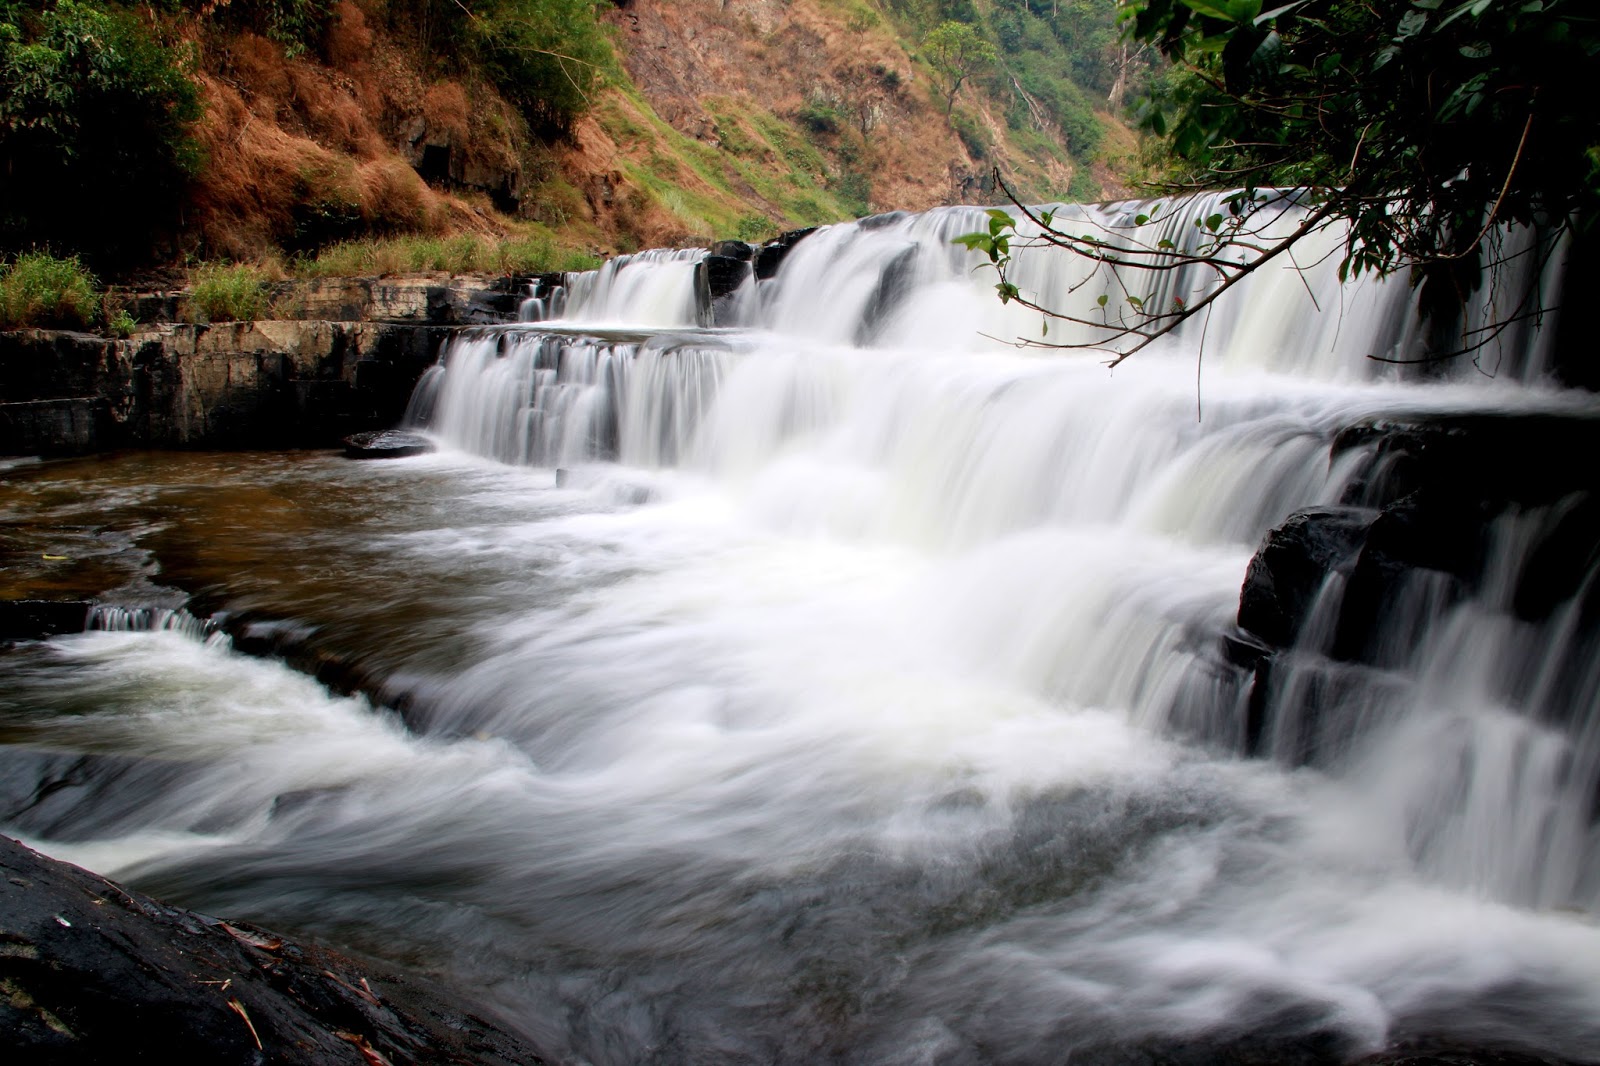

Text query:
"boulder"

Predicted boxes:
[[754, 227, 817, 280], [694, 255, 752, 326], [341, 429, 434, 459], [0, 834, 545, 1065], [1238, 507, 1373, 649]]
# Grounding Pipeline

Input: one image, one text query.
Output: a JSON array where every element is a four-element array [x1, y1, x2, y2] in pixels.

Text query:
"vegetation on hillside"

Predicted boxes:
[[0, 0, 1156, 291]]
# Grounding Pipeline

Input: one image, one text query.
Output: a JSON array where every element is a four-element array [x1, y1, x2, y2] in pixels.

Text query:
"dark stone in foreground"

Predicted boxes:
[[342, 430, 434, 459], [0, 834, 544, 1065], [0, 600, 90, 641]]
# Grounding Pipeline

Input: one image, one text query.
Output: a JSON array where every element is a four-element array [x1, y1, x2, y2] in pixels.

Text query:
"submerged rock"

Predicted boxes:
[[0, 834, 545, 1064], [341, 430, 434, 459]]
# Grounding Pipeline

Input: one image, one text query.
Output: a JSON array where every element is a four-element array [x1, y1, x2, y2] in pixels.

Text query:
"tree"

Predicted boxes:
[[0, 1, 203, 265], [962, 0, 1600, 366], [923, 20, 998, 115]]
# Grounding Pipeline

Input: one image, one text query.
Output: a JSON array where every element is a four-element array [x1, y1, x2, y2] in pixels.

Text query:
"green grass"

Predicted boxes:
[[291, 233, 601, 279], [188, 262, 268, 323], [0, 252, 98, 330]]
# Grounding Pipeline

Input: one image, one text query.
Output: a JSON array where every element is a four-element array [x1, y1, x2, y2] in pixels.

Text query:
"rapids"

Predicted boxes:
[[2, 200, 1597, 1065]]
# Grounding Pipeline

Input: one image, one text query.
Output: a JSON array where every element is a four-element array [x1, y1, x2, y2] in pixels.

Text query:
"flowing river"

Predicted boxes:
[[2, 201, 1598, 1064]]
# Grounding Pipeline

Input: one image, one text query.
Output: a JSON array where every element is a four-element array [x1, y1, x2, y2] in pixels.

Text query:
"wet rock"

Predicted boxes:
[[0, 834, 545, 1065], [341, 430, 434, 459], [1335, 412, 1600, 511], [0, 600, 90, 640], [694, 255, 751, 326], [1238, 507, 1373, 648], [711, 240, 754, 261], [854, 245, 918, 346], [754, 227, 817, 280]]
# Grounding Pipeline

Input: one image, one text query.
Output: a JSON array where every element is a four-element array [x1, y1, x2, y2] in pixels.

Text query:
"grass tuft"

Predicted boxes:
[[188, 262, 269, 323], [0, 253, 98, 330]]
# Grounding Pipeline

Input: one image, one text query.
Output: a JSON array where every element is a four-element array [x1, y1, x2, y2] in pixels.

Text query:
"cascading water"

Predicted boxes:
[[3, 198, 1598, 1065]]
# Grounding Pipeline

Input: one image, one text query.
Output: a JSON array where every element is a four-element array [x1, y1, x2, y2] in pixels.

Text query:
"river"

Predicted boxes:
[[2, 200, 1597, 1064]]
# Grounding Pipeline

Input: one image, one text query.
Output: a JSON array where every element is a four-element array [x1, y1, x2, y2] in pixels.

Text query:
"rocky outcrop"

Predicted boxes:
[[693, 254, 752, 326], [754, 227, 817, 280], [1228, 411, 1600, 760], [0, 834, 544, 1065], [119, 276, 531, 331], [0, 322, 449, 455]]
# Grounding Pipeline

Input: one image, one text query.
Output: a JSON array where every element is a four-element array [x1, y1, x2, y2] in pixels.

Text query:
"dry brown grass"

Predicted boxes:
[[180, 18, 531, 261]]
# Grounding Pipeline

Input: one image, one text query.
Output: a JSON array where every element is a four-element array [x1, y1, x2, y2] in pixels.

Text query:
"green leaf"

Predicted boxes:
[[1135, 214, 1150, 225], [1097, 293, 1109, 307], [1255, 0, 1309, 25], [1179, 0, 1239, 22], [1206, 213, 1224, 232], [996, 281, 1019, 303]]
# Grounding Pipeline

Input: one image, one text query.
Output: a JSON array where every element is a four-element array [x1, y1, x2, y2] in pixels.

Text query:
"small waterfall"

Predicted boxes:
[[87, 605, 218, 642], [560, 247, 706, 327]]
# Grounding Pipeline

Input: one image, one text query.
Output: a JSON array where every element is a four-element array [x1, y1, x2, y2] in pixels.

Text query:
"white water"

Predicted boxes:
[[6, 201, 1598, 1064]]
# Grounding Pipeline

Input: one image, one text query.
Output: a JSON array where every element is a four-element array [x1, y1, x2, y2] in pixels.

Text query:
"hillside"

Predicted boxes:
[[0, 0, 1148, 278]]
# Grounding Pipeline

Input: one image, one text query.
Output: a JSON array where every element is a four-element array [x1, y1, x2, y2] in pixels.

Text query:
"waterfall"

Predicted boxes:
[[398, 196, 1599, 927], [6, 196, 1599, 1065]]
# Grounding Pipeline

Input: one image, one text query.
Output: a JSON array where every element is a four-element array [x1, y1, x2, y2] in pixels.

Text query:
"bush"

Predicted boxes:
[[0, 253, 98, 330], [463, 0, 612, 139], [188, 263, 268, 323], [0, 1, 203, 265]]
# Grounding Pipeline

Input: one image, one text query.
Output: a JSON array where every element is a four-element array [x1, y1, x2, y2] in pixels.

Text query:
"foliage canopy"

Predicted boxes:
[[1134, 0, 1599, 293], [962, 0, 1600, 363], [0, 0, 203, 263]]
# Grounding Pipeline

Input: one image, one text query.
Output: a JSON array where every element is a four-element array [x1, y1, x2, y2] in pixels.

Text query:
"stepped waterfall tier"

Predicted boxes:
[[2, 200, 1598, 1065]]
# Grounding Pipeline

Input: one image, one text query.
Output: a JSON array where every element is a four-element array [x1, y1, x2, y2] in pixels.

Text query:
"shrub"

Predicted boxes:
[[0, 1, 203, 265], [0, 253, 98, 330], [189, 263, 268, 323], [461, 0, 612, 139]]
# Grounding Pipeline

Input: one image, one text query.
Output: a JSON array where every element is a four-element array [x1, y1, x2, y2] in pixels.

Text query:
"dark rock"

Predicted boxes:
[[694, 255, 752, 326], [0, 834, 546, 1065], [0, 600, 90, 640], [711, 240, 755, 261], [1238, 507, 1373, 648], [529, 272, 567, 300], [1332, 488, 1491, 662], [0, 398, 111, 456], [754, 227, 818, 280], [1335, 413, 1600, 510], [856, 210, 908, 231], [342, 430, 434, 459], [854, 245, 918, 346]]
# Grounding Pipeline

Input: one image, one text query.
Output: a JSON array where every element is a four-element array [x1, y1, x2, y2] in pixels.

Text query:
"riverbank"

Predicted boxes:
[[0, 273, 534, 456]]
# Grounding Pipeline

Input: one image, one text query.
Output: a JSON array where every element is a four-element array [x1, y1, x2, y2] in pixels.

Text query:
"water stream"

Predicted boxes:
[[2, 201, 1597, 1064]]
